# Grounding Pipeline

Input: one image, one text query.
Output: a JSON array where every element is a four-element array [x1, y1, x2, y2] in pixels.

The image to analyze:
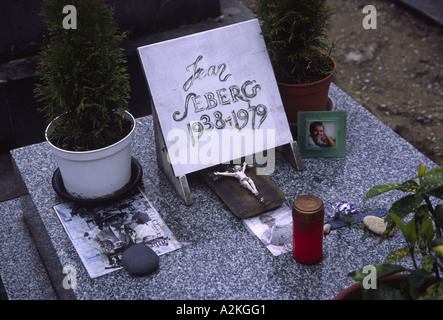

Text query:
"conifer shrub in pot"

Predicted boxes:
[[254, 0, 336, 126], [34, 0, 135, 199]]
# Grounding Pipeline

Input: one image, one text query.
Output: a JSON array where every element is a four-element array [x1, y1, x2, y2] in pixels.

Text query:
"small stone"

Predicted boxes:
[[121, 243, 159, 276], [323, 224, 331, 235], [345, 52, 363, 62], [363, 216, 394, 237], [224, 7, 241, 16]]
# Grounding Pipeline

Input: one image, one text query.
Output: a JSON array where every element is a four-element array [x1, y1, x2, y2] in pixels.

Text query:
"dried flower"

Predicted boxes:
[[329, 201, 358, 221]]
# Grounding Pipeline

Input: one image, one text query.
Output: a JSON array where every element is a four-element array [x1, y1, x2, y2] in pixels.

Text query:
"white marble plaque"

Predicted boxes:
[[138, 19, 292, 177]]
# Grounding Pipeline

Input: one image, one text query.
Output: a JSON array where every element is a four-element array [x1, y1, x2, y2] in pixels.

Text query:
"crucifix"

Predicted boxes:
[[214, 162, 265, 204]]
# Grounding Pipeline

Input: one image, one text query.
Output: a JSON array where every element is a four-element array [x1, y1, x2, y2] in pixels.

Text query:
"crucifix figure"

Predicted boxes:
[[214, 162, 265, 204]]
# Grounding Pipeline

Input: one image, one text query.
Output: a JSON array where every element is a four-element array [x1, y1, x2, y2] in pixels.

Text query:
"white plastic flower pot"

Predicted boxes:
[[45, 110, 136, 199]]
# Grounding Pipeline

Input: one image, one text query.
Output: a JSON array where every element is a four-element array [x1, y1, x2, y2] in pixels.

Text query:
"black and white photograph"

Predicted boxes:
[[242, 204, 293, 256], [54, 188, 182, 278]]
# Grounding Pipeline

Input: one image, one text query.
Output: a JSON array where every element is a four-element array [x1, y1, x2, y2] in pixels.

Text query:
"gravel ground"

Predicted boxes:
[[241, 0, 443, 166]]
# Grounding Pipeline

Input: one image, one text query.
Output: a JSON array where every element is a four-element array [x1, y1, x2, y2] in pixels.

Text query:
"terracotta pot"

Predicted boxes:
[[333, 274, 436, 300], [278, 56, 336, 126]]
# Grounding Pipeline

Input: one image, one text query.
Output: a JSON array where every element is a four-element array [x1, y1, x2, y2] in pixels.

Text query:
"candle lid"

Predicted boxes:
[[293, 195, 323, 214]]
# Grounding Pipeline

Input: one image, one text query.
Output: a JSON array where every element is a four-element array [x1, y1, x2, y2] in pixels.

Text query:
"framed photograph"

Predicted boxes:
[[297, 111, 347, 158]]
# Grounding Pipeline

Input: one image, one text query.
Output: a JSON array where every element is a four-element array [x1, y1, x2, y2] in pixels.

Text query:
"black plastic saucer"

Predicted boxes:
[[52, 157, 143, 205]]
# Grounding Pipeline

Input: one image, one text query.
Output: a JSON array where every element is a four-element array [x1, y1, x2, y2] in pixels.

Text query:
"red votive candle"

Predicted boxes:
[[292, 195, 325, 264]]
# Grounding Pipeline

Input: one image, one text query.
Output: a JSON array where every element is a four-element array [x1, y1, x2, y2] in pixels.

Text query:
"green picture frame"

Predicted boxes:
[[297, 111, 347, 158]]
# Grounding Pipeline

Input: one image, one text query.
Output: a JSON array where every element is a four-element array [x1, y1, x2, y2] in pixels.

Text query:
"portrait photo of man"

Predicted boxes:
[[307, 121, 336, 148]]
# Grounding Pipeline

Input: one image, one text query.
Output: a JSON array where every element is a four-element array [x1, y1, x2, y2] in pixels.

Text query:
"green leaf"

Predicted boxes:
[[362, 281, 406, 300], [389, 212, 405, 234], [363, 184, 397, 202], [418, 164, 427, 180], [385, 245, 422, 264], [406, 269, 432, 299], [418, 280, 443, 300], [363, 181, 419, 202], [428, 186, 443, 199], [435, 205, 443, 230], [348, 264, 410, 283], [404, 216, 417, 244], [421, 255, 435, 273], [386, 193, 424, 222], [380, 220, 396, 243], [384, 246, 411, 263], [418, 213, 436, 245], [432, 237, 443, 258], [397, 180, 420, 193], [361, 228, 371, 240], [432, 237, 443, 246], [408, 269, 431, 288], [417, 166, 443, 196]]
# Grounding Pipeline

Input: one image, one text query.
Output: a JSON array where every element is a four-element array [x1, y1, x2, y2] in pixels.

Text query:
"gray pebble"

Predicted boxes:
[[121, 244, 159, 276]]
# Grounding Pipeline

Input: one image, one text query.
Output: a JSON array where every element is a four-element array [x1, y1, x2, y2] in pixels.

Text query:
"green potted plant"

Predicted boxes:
[[335, 164, 443, 300], [254, 0, 336, 126], [34, 0, 135, 199]]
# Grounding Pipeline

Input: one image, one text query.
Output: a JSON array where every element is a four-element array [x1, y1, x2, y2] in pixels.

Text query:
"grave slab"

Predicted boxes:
[[398, 0, 443, 26], [0, 197, 57, 300], [10, 83, 437, 300]]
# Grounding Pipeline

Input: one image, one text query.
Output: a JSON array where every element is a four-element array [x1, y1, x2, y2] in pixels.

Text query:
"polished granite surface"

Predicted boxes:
[[10, 83, 436, 300]]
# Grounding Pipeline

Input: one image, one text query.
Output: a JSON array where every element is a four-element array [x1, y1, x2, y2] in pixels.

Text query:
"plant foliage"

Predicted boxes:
[[350, 165, 443, 299], [254, 0, 335, 84], [34, 0, 130, 151]]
